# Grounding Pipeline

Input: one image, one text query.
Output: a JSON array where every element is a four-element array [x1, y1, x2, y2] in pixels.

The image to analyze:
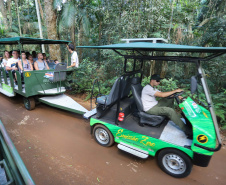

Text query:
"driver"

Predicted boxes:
[[141, 74, 192, 137]]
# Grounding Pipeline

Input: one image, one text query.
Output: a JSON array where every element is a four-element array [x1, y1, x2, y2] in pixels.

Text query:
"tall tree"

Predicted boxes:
[[0, 0, 8, 31], [44, 0, 61, 61]]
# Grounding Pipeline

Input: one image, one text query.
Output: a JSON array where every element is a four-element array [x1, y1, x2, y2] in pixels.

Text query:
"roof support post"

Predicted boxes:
[[197, 61, 222, 147], [18, 41, 23, 70]]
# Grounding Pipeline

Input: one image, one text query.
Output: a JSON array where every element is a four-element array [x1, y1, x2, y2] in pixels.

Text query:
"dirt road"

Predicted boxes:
[[0, 93, 225, 185]]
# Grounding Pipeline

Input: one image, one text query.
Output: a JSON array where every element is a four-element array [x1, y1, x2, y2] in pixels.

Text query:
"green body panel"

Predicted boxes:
[[90, 118, 193, 158], [22, 70, 66, 97], [0, 120, 35, 184], [180, 97, 216, 155], [0, 67, 67, 97]]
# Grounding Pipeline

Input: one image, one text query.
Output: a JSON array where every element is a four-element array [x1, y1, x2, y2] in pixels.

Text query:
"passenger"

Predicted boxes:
[[6, 50, 19, 83], [28, 54, 35, 69], [42, 53, 50, 64], [53, 59, 60, 69], [1, 51, 10, 67], [34, 53, 50, 70], [66, 44, 79, 68], [141, 74, 192, 137], [25, 51, 30, 59], [9, 51, 12, 58], [32, 51, 38, 62], [18, 51, 33, 73], [54, 59, 59, 64]]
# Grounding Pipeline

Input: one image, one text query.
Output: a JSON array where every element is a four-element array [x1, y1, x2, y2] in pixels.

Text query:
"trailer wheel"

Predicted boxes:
[[93, 125, 114, 147], [24, 97, 35, 110], [157, 148, 192, 178]]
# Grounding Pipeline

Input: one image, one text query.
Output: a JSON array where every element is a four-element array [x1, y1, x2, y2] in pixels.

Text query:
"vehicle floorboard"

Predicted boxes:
[[93, 112, 168, 139]]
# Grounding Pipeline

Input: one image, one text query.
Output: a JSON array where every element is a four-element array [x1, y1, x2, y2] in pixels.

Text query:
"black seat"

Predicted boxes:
[[131, 77, 165, 127], [96, 77, 123, 118], [49, 63, 67, 82]]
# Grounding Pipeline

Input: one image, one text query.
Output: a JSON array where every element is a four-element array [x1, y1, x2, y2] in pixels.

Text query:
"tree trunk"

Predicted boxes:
[[7, 0, 12, 31], [43, 0, 61, 62], [0, 0, 8, 31], [70, 21, 75, 46], [37, 0, 44, 20], [168, 0, 175, 41], [78, 22, 84, 63], [15, 0, 22, 36]]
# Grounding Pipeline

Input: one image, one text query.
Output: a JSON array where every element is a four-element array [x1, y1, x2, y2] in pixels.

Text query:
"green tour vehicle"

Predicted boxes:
[[0, 37, 87, 114], [0, 119, 35, 185], [80, 38, 226, 178]]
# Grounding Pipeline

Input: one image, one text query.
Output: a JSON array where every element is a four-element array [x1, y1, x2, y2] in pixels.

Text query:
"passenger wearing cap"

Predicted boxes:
[[141, 74, 191, 136]]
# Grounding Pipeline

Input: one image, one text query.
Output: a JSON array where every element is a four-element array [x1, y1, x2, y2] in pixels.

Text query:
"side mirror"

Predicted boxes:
[[191, 76, 197, 94]]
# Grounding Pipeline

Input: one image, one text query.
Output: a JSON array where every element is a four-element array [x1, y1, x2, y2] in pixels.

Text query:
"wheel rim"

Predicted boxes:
[[24, 98, 30, 109], [95, 128, 109, 145], [162, 153, 186, 175]]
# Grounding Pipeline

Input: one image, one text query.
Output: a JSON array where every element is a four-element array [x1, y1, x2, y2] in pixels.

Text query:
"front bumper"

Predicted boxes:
[[193, 152, 212, 167]]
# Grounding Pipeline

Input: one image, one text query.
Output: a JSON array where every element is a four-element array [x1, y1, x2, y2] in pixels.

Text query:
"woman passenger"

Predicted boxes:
[[28, 54, 35, 69], [1, 51, 10, 67], [18, 51, 33, 73], [43, 53, 50, 64]]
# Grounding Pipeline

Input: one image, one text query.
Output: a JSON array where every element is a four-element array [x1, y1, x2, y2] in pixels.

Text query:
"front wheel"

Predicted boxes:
[[24, 97, 35, 110], [93, 124, 114, 147], [157, 149, 192, 178]]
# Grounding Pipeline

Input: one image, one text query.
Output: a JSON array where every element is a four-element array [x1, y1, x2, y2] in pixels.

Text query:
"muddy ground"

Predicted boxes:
[[0, 93, 226, 185]]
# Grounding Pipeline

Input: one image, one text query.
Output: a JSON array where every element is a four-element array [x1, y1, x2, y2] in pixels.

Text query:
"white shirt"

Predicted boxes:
[[6, 58, 19, 68], [71, 51, 79, 68], [1, 58, 8, 67], [141, 85, 160, 111]]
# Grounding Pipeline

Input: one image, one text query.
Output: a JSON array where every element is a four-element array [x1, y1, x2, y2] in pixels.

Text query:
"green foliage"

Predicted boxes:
[[68, 58, 118, 100], [212, 90, 226, 126]]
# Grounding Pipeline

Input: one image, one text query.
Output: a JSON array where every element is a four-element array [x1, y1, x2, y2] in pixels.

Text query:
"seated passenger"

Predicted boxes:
[[32, 51, 38, 62], [5, 50, 19, 83], [53, 59, 60, 69], [34, 53, 50, 70], [43, 53, 50, 64], [18, 51, 33, 73], [1, 51, 10, 67], [28, 54, 35, 68], [141, 74, 192, 137]]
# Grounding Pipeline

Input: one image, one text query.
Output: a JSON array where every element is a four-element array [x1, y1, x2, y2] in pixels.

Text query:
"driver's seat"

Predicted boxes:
[[131, 77, 165, 127]]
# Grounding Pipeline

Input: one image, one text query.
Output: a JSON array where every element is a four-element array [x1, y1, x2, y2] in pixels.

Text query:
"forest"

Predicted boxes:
[[0, 0, 225, 127]]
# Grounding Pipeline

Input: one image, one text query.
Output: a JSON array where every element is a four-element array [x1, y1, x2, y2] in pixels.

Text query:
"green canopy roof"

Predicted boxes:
[[0, 37, 71, 45], [78, 42, 226, 53]]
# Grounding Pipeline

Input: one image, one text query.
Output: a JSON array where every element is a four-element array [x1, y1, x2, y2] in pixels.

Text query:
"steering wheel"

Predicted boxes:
[[167, 91, 184, 99], [167, 91, 184, 105]]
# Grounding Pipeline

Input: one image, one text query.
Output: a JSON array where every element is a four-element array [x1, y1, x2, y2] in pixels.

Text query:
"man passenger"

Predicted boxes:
[[141, 74, 192, 137], [34, 53, 49, 70], [6, 50, 19, 83]]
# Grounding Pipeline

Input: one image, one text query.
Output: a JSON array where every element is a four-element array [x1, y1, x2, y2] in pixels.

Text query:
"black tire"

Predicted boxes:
[[157, 148, 192, 178], [93, 124, 114, 147], [24, 97, 35, 110]]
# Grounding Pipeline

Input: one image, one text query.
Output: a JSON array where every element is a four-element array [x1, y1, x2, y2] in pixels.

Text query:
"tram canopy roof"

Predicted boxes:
[[78, 42, 226, 53], [0, 37, 71, 45]]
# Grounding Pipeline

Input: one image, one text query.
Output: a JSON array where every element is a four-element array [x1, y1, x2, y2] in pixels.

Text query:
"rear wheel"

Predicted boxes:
[[93, 124, 114, 147], [24, 97, 35, 110], [157, 148, 192, 178]]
